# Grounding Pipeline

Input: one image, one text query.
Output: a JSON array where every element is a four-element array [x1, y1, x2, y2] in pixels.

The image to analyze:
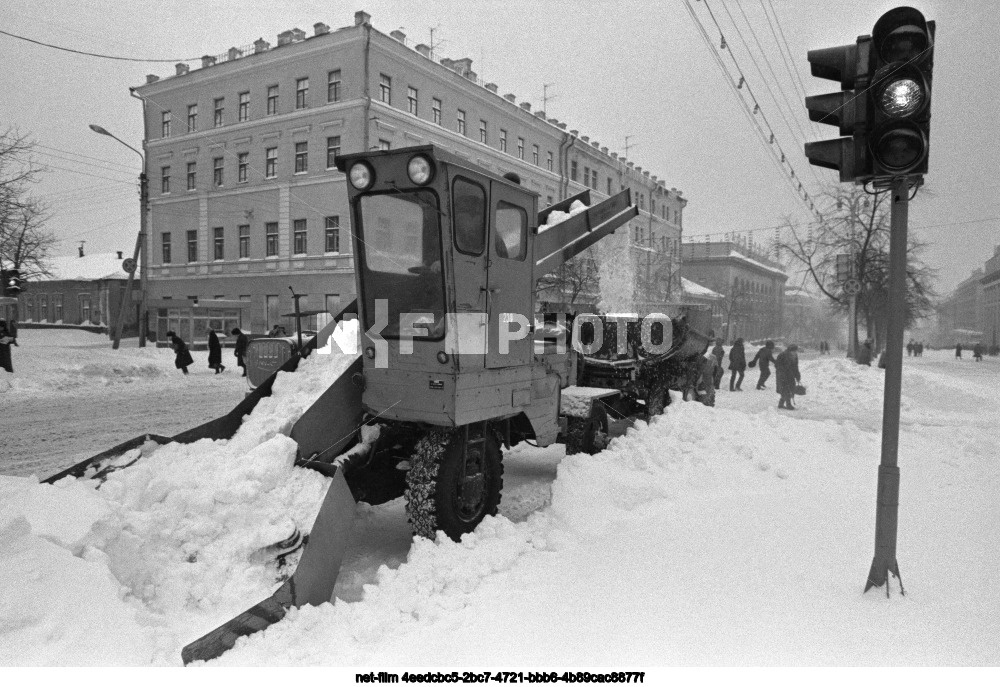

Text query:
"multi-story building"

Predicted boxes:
[[981, 246, 1000, 350], [133, 10, 686, 336], [936, 268, 984, 346], [678, 240, 787, 342]]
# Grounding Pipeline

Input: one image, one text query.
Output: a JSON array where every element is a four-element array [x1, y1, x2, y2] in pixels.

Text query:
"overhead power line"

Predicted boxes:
[[0, 28, 200, 62]]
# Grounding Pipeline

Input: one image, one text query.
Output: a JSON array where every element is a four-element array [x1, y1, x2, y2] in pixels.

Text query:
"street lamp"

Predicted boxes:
[[89, 124, 149, 349]]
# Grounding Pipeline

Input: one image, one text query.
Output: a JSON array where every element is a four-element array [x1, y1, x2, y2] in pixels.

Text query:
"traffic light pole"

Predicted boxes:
[[864, 176, 909, 596]]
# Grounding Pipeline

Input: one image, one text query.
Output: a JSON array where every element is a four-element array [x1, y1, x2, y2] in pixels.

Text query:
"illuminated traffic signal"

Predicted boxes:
[[867, 7, 934, 180], [3, 268, 24, 296], [804, 34, 873, 183]]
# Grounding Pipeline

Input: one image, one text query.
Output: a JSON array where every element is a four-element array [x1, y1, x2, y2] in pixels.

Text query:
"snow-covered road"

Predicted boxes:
[[1, 330, 998, 667]]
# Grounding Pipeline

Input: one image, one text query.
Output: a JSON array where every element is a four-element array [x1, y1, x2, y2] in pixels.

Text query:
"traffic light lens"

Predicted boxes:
[[873, 126, 925, 172], [880, 25, 928, 63], [878, 78, 924, 117]]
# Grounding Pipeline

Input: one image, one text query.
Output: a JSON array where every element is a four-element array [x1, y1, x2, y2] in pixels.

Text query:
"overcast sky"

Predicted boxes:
[[2, 0, 995, 293]]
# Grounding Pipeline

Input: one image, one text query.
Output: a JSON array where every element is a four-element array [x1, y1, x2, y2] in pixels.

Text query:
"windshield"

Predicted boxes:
[[358, 190, 446, 340]]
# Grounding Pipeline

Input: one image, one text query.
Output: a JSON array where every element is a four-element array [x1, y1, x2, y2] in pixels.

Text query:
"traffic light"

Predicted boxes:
[[3, 268, 24, 296], [804, 33, 873, 183], [867, 7, 934, 180]]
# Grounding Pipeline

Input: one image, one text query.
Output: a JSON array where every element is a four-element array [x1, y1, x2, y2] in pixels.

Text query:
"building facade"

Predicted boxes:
[[936, 268, 985, 346], [13, 251, 139, 333], [981, 246, 1000, 350], [134, 10, 686, 335], [678, 241, 787, 342]]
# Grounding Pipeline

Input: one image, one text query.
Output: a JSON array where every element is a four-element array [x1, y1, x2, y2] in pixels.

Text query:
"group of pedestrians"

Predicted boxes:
[[165, 328, 250, 377], [817, 340, 832, 354], [686, 337, 802, 411], [906, 340, 926, 356]]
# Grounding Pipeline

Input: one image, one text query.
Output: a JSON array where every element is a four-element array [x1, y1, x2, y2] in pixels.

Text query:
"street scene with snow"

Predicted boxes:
[[3, 0, 1000, 674]]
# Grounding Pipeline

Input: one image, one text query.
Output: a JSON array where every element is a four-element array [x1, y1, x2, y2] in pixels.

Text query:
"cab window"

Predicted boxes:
[[452, 177, 486, 255], [494, 201, 527, 260]]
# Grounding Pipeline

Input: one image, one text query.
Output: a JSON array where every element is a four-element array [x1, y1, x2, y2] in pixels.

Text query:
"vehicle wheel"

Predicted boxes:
[[565, 402, 610, 456], [404, 427, 503, 541]]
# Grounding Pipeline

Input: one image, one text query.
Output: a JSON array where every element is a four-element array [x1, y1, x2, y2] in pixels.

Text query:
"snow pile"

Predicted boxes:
[[537, 199, 589, 233], [0, 340, 360, 665], [597, 228, 637, 313]]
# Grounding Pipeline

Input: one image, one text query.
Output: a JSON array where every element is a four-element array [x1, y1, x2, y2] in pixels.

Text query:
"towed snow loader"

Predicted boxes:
[[176, 145, 719, 662]]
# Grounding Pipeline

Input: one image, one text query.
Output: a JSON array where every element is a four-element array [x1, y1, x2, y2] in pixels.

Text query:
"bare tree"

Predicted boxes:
[[776, 185, 936, 352], [1, 127, 55, 277]]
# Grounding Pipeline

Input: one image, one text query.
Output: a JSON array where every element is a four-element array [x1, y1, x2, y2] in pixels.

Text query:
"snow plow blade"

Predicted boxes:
[[181, 464, 357, 665]]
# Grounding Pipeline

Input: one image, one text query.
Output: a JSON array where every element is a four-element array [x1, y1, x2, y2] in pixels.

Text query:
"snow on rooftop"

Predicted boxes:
[[38, 253, 136, 282], [681, 277, 723, 299]]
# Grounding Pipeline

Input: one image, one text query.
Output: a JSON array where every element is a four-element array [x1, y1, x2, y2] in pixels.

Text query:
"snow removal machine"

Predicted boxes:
[[43, 145, 710, 663]]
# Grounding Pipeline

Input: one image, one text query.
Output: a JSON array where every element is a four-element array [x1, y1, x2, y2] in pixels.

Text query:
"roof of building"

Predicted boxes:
[[681, 277, 723, 299], [37, 253, 136, 282]]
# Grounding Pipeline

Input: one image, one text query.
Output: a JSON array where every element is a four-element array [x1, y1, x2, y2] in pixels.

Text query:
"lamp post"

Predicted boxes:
[[89, 124, 148, 349]]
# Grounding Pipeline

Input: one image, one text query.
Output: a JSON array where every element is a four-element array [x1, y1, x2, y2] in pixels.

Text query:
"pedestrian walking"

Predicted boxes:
[[0, 319, 14, 373], [955, 342, 963, 358], [907, 340, 914, 357], [775, 344, 802, 410], [749, 340, 776, 389], [974, 342, 983, 362], [207, 329, 226, 374], [916, 341, 924, 357], [166, 330, 194, 375], [728, 337, 747, 391], [711, 338, 725, 390], [232, 327, 249, 377]]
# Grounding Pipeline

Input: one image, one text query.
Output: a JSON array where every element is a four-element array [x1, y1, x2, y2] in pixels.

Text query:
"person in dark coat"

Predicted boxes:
[[749, 340, 776, 389], [710, 339, 725, 390], [728, 338, 747, 391], [232, 327, 249, 377], [775, 344, 801, 410], [973, 342, 983, 362], [7, 318, 18, 346], [955, 342, 962, 358], [698, 351, 717, 407], [857, 340, 873, 366], [0, 320, 13, 373], [207, 329, 226, 374], [166, 330, 194, 375]]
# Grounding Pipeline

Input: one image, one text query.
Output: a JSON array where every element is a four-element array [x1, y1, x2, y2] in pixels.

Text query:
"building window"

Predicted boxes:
[[296, 77, 309, 109], [378, 139, 391, 151], [238, 91, 249, 122], [267, 85, 278, 115], [186, 161, 196, 190], [52, 294, 63, 322], [327, 70, 341, 102], [407, 86, 418, 115], [214, 97, 224, 127], [265, 222, 278, 257], [517, 138, 524, 160], [38, 294, 48, 322], [432, 98, 442, 125], [237, 152, 248, 183], [570, 160, 578, 181], [379, 73, 391, 103], [294, 141, 308, 173], [499, 129, 507, 153], [324, 216, 340, 253], [265, 147, 277, 178], [591, 169, 598, 190], [213, 227, 224, 260], [457, 109, 466, 136], [607, 178, 613, 196], [161, 166, 170, 193], [547, 151, 553, 171], [238, 224, 250, 258], [186, 104, 197, 132], [319, 137, 340, 171], [546, 195, 553, 206], [532, 145, 539, 165], [583, 166, 590, 186], [479, 120, 488, 144], [161, 111, 171, 137], [162, 232, 172, 264], [293, 219, 307, 254], [213, 157, 224, 186], [79, 295, 91, 324], [187, 229, 198, 263]]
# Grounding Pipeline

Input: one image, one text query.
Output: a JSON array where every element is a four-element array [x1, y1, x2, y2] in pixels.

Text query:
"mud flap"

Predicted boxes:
[[180, 467, 357, 665]]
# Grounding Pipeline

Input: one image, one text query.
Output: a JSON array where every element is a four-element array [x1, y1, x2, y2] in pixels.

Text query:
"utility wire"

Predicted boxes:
[[0, 28, 200, 62]]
